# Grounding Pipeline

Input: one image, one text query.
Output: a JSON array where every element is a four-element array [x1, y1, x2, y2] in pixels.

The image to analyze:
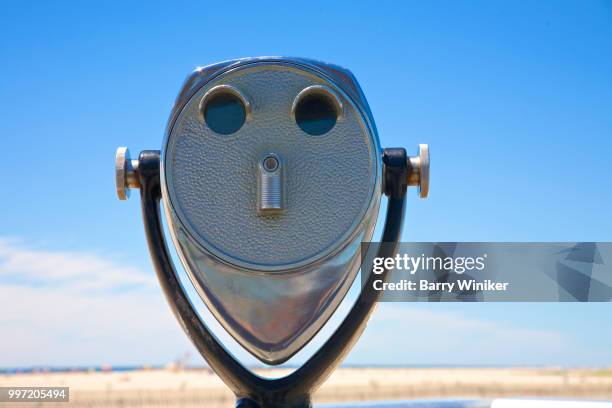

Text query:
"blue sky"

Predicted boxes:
[[0, 1, 611, 369]]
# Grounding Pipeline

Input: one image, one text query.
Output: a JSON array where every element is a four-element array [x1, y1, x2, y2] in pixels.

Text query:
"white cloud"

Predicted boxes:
[[0, 237, 155, 292], [0, 237, 194, 367]]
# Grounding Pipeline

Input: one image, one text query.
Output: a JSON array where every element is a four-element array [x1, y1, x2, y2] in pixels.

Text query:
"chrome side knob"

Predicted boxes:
[[407, 144, 429, 198], [115, 147, 140, 200]]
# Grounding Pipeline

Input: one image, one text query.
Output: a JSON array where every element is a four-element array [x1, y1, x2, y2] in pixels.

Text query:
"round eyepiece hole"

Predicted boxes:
[[203, 91, 246, 135], [294, 92, 338, 136]]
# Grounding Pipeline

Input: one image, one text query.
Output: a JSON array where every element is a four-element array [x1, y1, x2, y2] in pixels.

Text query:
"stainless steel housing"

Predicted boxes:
[[160, 57, 383, 364]]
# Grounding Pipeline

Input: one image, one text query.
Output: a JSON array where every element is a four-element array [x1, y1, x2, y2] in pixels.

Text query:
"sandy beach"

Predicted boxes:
[[2, 367, 612, 407]]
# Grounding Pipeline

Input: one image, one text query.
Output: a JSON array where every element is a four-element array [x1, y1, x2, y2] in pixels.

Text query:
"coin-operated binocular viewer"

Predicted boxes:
[[116, 57, 429, 408]]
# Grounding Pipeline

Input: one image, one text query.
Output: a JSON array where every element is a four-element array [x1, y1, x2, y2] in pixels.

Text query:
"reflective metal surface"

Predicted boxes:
[[115, 147, 140, 200], [407, 144, 429, 198], [160, 58, 382, 364]]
